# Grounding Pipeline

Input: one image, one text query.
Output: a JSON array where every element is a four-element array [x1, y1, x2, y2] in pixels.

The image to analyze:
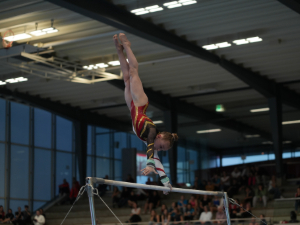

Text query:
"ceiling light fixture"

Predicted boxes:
[[202, 44, 218, 50], [250, 107, 269, 113], [233, 39, 249, 45], [247, 36, 262, 43], [245, 134, 260, 138], [163, 1, 179, 6], [5, 77, 28, 84], [108, 61, 120, 66], [96, 63, 109, 68], [283, 141, 292, 144], [282, 120, 300, 125], [216, 42, 231, 48], [3, 33, 32, 41], [149, 7, 163, 12], [135, 11, 149, 15], [262, 141, 273, 145], [152, 120, 163, 124], [197, 129, 221, 134], [0, 81, 6, 85], [167, 3, 182, 8]]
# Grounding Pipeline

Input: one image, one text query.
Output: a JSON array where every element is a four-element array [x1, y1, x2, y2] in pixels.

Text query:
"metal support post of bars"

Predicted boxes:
[[86, 177, 231, 225]]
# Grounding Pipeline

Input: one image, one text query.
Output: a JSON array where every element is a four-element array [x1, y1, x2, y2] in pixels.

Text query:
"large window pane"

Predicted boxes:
[[87, 156, 92, 177], [96, 127, 109, 133], [87, 126, 92, 155], [131, 135, 144, 151], [33, 201, 46, 212], [0, 98, 5, 141], [114, 132, 127, 159], [0, 144, 4, 197], [0, 199, 4, 208], [114, 160, 122, 181], [9, 200, 28, 214], [96, 158, 110, 178], [56, 116, 72, 152], [34, 108, 51, 148], [11, 102, 29, 145], [177, 146, 186, 170], [34, 149, 51, 200], [189, 150, 198, 185], [56, 152, 72, 195], [96, 134, 110, 157], [10, 145, 28, 198]]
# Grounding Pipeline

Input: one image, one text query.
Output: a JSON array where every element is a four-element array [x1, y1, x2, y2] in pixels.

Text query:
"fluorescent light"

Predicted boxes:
[[153, 120, 163, 124], [163, 1, 179, 6], [30, 30, 46, 36], [282, 120, 300, 125], [87, 67, 92, 70], [216, 42, 231, 48], [250, 108, 269, 113], [3, 33, 32, 41], [42, 27, 54, 32], [167, 3, 182, 8], [262, 141, 273, 145], [131, 8, 146, 13], [93, 66, 98, 69], [233, 39, 249, 45], [197, 129, 221, 134], [0, 81, 6, 85], [149, 7, 163, 12], [15, 77, 28, 82], [202, 44, 218, 50], [96, 63, 108, 68], [47, 29, 58, 33], [145, 5, 159, 10], [135, 11, 149, 15], [181, 0, 197, 5], [245, 134, 260, 138], [5, 77, 28, 83], [247, 36, 262, 43], [108, 61, 120, 66], [283, 141, 292, 144]]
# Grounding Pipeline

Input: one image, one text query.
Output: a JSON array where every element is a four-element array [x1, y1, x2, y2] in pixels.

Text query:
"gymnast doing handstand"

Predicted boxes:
[[113, 33, 178, 194]]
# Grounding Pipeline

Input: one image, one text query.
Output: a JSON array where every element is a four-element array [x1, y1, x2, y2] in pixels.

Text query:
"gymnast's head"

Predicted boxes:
[[154, 132, 178, 151]]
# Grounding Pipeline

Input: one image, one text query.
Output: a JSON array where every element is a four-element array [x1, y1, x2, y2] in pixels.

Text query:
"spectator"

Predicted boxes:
[[145, 191, 161, 214], [253, 184, 267, 208], [220, 172, 230, 191], [189, 196, 198, 210], [184, 203, 195, 221], [73, 177, 80, 190], [146, 177, 153, 185], [0, 205, 5, 223], [199, 195, 211, 215], [243, 187, 254, 206], [59, 179, 70, 196], [254, 166, 265, 184], [127, 202, 142, 223], [126, 174, 135, 192], [199, 205, 212, 225], [215, 206, 226, 225], [2, 208, 14, 223], [289, 211, 299, 223], [227, 179, 239, 198], [160, 204, 168, 215], [256, 214, 266, 225], [12, 207, 22, 225], [199, 180, 207, 191], [168, 202, 177, 221], [128, 191, 138, 208], [22, 205, 32, 225], [112, 187, 121, 208], [136, 188, 147, 200], [69, 181, 79, 204], [33, 210, 45, 225], [295, 187, 300, 212], [97, 175, 109, 197], [149, 210, 160, 225], [248, 172, 256, 186], [170, 208, 183, 225], [231, 167, 241, 180], [161, 209, 169, 225], [119, 187, 131, 208], [212, 174, 221, 191], [240, 202, 252, 219], [39, 208, 46, 219], [205, 181, 215, 192], [178, 195, 188, 212], [268, 176, 281, 199], [229, 199, 240, 219], [212, 196, 223, 212]]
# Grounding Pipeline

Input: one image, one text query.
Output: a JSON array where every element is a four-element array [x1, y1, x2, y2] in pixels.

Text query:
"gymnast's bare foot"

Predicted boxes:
[[119, 33, 131, 47], [113, 34, 123, 51]]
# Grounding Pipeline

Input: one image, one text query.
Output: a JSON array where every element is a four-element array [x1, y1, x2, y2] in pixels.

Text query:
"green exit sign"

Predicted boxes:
[[216, 104, 225, 112]]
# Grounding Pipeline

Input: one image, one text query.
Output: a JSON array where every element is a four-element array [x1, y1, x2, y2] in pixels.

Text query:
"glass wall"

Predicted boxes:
[[0, 99, 75, 214]]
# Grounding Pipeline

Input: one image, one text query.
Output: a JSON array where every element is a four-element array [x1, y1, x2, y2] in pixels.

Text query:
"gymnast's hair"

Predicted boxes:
[[160, 131, 178, 147]]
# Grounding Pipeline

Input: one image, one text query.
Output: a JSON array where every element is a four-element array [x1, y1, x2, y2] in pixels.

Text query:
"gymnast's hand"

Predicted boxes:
[[163, 182, 172, 195], [141, 166, 158, 176]]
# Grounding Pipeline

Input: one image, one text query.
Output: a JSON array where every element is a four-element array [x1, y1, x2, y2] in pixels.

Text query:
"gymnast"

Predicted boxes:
[[113, 33, 178, 194]]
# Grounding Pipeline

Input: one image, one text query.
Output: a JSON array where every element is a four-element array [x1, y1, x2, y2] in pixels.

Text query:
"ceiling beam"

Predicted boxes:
[[46, 0, 300, 110], [0, 87, 132, 132], [277, 0, 300, 15]]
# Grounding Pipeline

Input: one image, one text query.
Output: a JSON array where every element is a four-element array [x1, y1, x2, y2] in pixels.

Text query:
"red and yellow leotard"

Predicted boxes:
[[130, 100, 168, 182]]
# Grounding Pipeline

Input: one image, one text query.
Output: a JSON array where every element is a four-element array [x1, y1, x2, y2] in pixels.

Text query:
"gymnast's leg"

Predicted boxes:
[[113, 34, 132, 110], [119, 33, 148, 107]]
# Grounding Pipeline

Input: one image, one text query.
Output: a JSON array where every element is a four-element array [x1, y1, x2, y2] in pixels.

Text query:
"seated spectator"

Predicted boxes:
[[112, 187, 121, 208], [253, 184, 267, 208], [215, 206, 226, 225], [229, 199, 240, 219], [33, 209, 45, 225], [254, 166, 265, 184], [69, 181, 79, 204], [12, 207, 22, 225], [255, 214, 266, 225], [118, 187, 130, 208], [199, 180, 207, 190], [240, 202, 252, 219], [199, 206, 212, 225], [59, 179, 70, 196], [149, 209, 160, 225], [212, 174, 221, 191], [295, 187, 300, 212], [136, 188, 147, 200], [0, 205, 5, 223], [168, 202, 178, 221], [289, 211, 299, 223], [211, 196, 223, 212], [231, 167, 241, 180], [2, 208, 14, 223], [243, 186, 254, 206], [161, 209, 169, 225], [126, 174, 135, 192], [248, 172, 256, 186], [97, 175, 109, 197], [127, 202, 142, 223], [268, 176, 281, 199], [160, 204, 168, 215], [205, 181, 215, 192], [189, 196, 198, 210], [39, 208, 46, 219], [73, 177, 80, 190], [128, 191, 138, 208], [227, 179, 239, 198], [145, 191, 160, 214], [199, 195, 211, 215], [170, 208, 183, 225], [178, 195, 188, 212], [220, 172, 230, 191], [184, 203, 195, 221], [23, 205, 32, 225]]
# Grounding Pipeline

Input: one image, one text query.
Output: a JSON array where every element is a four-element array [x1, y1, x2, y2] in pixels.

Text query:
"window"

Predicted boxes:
[[0, 98, 5, 141], [9, 200, 29, 213], [34, 108, 51, 148], [56, 152, 72, 195], [0, 144, 5, 197], [87, 126, 92, 155], [56, 116, 72, 151], [11, 102, 29, 145], [96, 134, 110, 157], [114, 132, 127, 159], [96, 158, 110, 178]]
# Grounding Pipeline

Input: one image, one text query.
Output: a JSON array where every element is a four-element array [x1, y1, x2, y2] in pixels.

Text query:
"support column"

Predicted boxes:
[[163, 98, 178, 185], [74, 120, 88, 185], [268, 85, 283, 182]]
